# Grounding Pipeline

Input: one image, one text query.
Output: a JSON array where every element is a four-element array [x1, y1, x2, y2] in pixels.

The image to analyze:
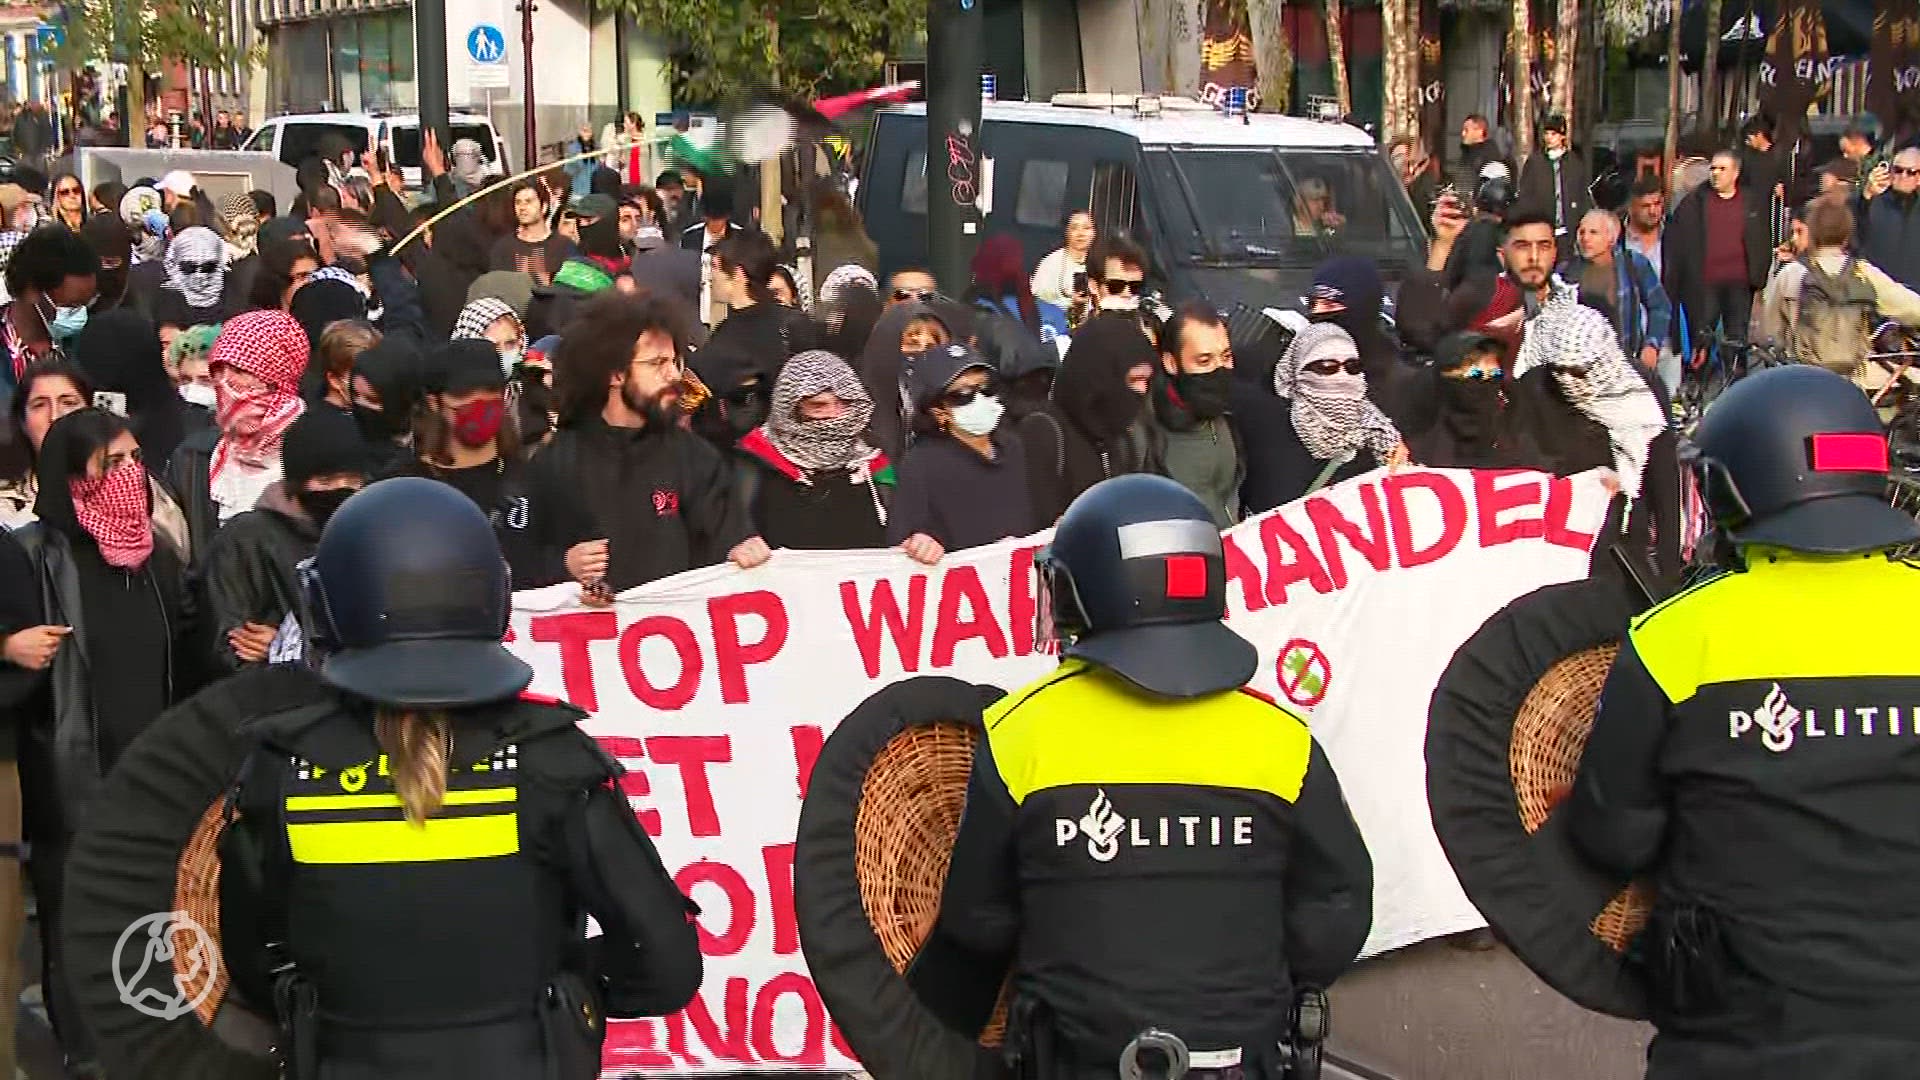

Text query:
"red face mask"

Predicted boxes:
[[451, 398, 505, 447], [69, 458, 154, 569]]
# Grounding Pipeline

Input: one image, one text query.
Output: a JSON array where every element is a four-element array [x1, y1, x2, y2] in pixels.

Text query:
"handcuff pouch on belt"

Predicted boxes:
[[1629, 900, 1735, 1021]]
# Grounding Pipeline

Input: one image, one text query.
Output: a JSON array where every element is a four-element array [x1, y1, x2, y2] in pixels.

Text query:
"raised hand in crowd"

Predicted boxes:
[[422, 126, 448, 179]]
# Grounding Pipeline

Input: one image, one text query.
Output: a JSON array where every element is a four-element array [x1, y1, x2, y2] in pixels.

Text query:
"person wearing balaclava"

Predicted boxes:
[[67, 307, 189, 472], [156, 226, 229, 327], [1305, 255, 1428, 430], [1023, 313, 1152, 523], [1135, 302, 1244, 528], [79, 213, 134, 315], [346, 333, 425, 478], [10, 408, 196, 1076], [408, 338, 568, 588], [852, 299, 953, 463], [1402, 331, 1548, 470], [735, 350, 894, 551], [200, 406, 369, 672], [888, 342, 1038, 563], [1510, 297, 1681, 579], [1249, 322, 1408, 509]]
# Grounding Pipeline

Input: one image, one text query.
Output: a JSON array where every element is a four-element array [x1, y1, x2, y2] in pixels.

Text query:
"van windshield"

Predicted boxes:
[[1143, 148, 1424, 267], [391, 125, 499, 168]]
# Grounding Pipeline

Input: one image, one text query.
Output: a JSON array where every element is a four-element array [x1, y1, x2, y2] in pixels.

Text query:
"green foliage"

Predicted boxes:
[[605, 0, 924, 104], [55, 0, 251, 72]]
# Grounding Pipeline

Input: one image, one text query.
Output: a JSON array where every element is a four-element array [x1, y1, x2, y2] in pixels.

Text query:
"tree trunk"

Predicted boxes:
[[1552, 0, 1578, 125], [1382, 0, 1412, 139], [1698, 0, 1723, 135], [1247, 0, 1293, 113], [1325, 0, 1352, 115], [1663, 1, 1682, 172], [1510, 0, 1534, 161], [128, 59, 147, 147]]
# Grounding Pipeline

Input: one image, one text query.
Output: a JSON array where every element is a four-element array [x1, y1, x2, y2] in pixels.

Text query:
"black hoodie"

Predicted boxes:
[[68, 309, 189, 473], [853, 302, 936, 464], [1024, 315, 1149, 523]]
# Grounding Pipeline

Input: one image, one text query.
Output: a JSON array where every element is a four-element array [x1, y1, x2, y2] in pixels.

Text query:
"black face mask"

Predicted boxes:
[[1438, 377, 1504, 443], [353, 403, 407, 444], [1174, 368, 1235, 420], [95, 267, 129, 305], [295, 487, 357, 530]]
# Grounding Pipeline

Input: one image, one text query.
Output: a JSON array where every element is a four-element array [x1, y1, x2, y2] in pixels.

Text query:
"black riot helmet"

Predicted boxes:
[[300, 476, 532, 708], [1692, 365, 1919, 554], [1035, 474, 1257, 698]]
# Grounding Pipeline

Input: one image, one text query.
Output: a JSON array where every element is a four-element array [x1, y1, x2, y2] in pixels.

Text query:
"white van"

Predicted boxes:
[[240, 111, 513, 192]]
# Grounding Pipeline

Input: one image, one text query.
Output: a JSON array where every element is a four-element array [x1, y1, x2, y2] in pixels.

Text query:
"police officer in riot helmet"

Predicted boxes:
[[1567, 366, 1920, 1078], [217, 477, 701, 1080], [908, 474, 1373, 1080]]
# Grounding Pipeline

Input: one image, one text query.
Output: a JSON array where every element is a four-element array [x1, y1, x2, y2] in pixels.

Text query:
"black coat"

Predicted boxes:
[[1855, 189, 1920, 293], [162, 427, 220, 574], [198, 481, 315, 674], [1663, 186, 1772, 331], [1515, 150, 1593, 234], [732, 440, 891, 551]]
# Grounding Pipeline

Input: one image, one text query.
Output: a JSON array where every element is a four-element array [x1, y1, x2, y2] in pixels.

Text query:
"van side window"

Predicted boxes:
[[1015, 160, 1070, 228], [1090, 161, 1142, 242], [903, 150, 929, 215]]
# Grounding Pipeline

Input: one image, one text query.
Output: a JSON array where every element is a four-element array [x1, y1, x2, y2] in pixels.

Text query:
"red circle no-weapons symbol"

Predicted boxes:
[[1277, 638, 1332, 708]]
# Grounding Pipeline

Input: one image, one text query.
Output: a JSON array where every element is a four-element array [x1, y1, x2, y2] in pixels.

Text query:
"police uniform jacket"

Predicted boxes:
[[1568, 552, 1920, 1078], [223, 674, 702, 1079], [921, 659, 1374, 1076]]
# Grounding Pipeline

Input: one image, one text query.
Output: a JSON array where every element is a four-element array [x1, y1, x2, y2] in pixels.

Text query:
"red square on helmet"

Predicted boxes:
[[1164, 554, 1208, 599], [1809, 432, 1889, 473]]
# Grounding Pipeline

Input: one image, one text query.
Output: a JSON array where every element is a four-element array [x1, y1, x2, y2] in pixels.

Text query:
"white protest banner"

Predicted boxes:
[[502, 467, 1613, 1075]]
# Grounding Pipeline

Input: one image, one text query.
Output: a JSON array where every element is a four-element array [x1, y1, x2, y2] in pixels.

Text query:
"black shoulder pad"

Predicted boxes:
[[518, 726, 624, 790]]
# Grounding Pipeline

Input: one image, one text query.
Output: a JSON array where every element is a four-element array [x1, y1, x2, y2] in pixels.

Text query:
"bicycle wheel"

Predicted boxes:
[[1886, 473, 1920, 561]]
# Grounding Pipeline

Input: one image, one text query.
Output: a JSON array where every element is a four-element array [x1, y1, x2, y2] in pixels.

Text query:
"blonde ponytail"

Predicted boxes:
[[374, 709, 452, 826]]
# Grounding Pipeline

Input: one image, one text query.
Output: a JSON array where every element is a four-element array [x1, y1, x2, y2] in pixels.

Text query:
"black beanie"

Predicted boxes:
[[281, 406, 372, 488], [429, 338, 508, 395]]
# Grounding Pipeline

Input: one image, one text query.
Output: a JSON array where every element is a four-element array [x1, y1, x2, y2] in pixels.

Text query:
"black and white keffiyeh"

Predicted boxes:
[[763, 350, 877, 473], [453, 296, 521, 343], [1274, 322, 1401, 465], [163, 227, 227, 308], [1518, 299, 1667, 499]]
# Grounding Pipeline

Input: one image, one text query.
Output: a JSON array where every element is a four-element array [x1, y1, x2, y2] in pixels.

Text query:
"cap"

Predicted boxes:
[[431, 338, 509, 395], [908, 342, 994, 412], [572, 193, 618, 222], [156, 170, 197, 196], [634, 224, 667, 251], [1435, 331, 1504, 370]]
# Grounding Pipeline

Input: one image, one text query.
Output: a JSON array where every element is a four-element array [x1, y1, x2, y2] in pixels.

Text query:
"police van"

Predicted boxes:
[[859, 94, 1426, 310]]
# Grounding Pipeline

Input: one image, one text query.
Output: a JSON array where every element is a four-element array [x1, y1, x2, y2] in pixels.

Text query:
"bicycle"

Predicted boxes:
[[1674, 332, 1783, 433]]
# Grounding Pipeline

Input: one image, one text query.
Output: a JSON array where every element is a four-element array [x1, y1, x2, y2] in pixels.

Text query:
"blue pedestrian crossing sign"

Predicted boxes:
[[466, 24, 506, 64]]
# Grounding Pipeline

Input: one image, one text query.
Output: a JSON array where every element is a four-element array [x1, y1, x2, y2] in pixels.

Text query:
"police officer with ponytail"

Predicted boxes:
[[223, 476, 702, 1079], [1567, 366, 1920, 1078], [909, 474, 1374, 1080]]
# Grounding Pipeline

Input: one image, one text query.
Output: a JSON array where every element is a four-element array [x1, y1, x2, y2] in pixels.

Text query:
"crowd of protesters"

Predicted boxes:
[[0, 95, 1912, 1075]]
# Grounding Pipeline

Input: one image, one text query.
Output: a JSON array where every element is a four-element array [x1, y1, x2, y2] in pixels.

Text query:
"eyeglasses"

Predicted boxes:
[[632, 353, 683, 374], [1304, 357, 1364, 375], [179, 261, 220, 275], [1103, 277, 1143, 295], [1895, 167, 1920, 178]]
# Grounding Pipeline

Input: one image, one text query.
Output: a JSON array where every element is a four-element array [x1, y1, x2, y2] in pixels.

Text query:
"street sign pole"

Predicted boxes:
[[925, 0, 984, 297], [518, 0, 537, 169], [417, 0, 452, 156]]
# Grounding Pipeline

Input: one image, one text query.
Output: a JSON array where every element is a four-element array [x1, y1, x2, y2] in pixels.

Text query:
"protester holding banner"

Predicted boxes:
[[1567, 366, 1920, 1078], [734, 350, 895, 551], [534, 290, 768, 594], [912, 474, 1372, 1075], [886, 342, 1039, 564], [1256, 323, 1406, 509]]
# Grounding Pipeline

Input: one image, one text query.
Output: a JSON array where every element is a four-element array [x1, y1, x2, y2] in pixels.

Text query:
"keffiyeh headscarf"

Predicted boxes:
[[1275, 322, 1401, 465], [307, 265, 368, 298], [1517, 300, 1667, 500], [762, 350, 877, 472], [220, 191, 259, 259], [453, 296, 521, 343], [208, 311, 310, 518], [451, 139, 489, 190], [163, 227, 227, 308]]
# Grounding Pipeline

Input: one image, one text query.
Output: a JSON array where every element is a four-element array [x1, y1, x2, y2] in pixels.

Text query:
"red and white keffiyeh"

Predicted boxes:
[[209, 311, 309, 514], [70, 458, 154, 569]]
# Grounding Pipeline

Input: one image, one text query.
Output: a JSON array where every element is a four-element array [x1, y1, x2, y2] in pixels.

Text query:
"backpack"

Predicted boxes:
[[1789, 257, 1879, 375]]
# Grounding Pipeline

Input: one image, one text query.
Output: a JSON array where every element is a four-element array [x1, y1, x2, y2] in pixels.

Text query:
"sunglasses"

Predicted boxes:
[[893, 288, 933, 302], [943, 379, 998, 407], [178, 261, 220, 275], [55, 186, 82, 197], [1449, 365, 1504, 381], [1305, 357, 1364, 375], [1103, 278, 1142, 295], [1896, 167, 1920, 178]]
